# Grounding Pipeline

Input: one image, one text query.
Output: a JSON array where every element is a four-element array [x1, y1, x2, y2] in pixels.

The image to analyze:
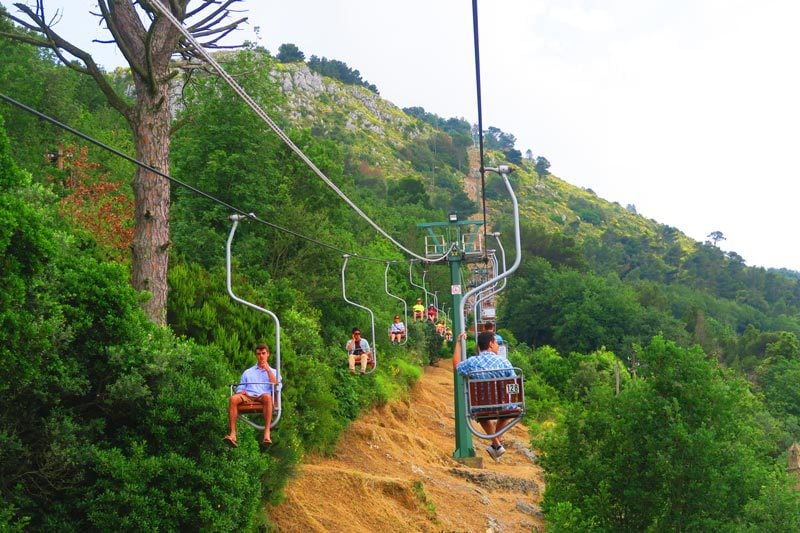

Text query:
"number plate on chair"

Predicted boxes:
[[506, 383, 520, 395]]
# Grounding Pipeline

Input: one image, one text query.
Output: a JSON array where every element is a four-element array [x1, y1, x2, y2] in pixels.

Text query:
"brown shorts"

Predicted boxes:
[[238, 393, 269, 403]]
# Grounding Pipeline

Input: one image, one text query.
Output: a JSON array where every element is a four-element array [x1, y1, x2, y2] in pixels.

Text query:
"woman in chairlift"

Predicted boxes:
[[389, 315, 406, 344]]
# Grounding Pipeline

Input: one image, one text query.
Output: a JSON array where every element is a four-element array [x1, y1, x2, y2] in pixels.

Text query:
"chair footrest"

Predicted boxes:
[[239, 403, 267, 413], [473, 408, 522, 420]]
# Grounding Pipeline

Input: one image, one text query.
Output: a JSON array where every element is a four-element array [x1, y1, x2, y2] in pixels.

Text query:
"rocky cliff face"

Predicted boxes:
[[271, 63, 423, 140]]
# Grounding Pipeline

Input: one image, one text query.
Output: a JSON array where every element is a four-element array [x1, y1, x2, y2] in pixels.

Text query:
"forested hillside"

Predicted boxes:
[[3, 22, 800, 530]]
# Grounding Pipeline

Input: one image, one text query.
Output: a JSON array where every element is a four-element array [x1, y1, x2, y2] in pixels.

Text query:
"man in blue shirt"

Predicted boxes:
[[224, 343, 279, 448], [453, 331, 515, 461]]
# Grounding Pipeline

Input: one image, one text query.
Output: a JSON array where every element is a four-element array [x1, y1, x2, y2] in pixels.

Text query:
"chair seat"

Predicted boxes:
[[466, 373, 525, 420], [239, 401, 269, 414]]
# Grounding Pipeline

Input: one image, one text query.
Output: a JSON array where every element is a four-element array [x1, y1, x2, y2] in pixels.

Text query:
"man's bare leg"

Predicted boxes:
[[225, 394, 245, 446], [261, 394, 274, 443]]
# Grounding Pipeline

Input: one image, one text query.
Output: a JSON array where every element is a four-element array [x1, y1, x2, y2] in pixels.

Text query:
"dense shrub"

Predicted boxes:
[[539, 337, 800, 530]]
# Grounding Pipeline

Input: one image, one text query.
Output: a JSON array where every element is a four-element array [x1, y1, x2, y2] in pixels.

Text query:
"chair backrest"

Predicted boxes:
[[465, 369, 524, 420]]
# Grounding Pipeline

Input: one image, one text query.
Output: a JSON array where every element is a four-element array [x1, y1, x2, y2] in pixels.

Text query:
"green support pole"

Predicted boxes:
[[449, 250, 476, 461], [418, 215, 483, 466]]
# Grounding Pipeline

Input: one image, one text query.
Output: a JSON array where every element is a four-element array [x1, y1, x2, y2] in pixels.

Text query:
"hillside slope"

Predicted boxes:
[[269, 359, 545, 532]]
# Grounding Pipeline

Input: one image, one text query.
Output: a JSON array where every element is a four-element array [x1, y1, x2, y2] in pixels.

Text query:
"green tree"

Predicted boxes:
[[0, 118, 273, 530], [534, 156, 551, 175], [1, 1, 248, 324], [387, 176, 430, 207], [540, 336, 800, 530], [707, 230, 726, 246], [276, 42, 305, 63]]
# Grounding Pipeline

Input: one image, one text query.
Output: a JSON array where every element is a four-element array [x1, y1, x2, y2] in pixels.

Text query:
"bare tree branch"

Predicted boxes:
[[4, 2, 132, 118], [97, 1, 148, 80], [186, 0, 240, 30], [191, 17, 246, 39]]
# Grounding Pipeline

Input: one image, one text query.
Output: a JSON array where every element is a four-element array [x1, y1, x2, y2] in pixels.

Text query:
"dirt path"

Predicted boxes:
[[269, 360, 545, 532]]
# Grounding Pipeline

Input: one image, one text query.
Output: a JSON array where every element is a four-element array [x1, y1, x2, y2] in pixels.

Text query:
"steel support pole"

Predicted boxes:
[[449, 237, 476, 461]]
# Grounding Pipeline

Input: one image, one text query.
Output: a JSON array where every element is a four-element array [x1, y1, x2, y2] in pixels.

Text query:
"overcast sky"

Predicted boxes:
[[5, 1, 800, 271]]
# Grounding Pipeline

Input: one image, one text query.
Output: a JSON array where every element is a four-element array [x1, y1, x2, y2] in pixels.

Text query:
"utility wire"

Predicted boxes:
[[149, 1, 451, 264], [0, 91, 397, 262], [472, 0, 488, 246]]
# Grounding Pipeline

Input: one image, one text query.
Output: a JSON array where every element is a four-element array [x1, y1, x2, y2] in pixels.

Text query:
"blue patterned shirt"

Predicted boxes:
[[456, 350, 515, 378], [457, 350, 518, 411], [236, 365, 280, 396]]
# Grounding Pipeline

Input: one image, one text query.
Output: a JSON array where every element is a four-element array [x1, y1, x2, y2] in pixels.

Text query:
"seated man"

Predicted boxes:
[[224, 343, 279, 448], [389, 315, 406, 344], [435, 320, 446, 337], [412, 298, 425, 322], [346, 327, 371, 374], [452, 331, 515, 462]]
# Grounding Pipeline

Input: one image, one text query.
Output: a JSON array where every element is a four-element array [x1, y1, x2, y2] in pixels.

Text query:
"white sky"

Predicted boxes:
[[5, 1, 800, 271]]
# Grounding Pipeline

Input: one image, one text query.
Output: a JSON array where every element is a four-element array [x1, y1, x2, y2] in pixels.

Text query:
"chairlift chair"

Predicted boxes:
[[463, 367, 526, 439], [226, 214, 282, 430], [384, 262, 409, 345], [455, 165, 525, 441], [342, 254, 377, 373]]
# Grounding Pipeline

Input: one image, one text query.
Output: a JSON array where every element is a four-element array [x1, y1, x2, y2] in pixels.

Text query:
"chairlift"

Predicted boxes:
[[342, 254, 377, 373], [456, 166, 525, 440], [463, 368, 526, 439], [384, 262, 409, 345], [408, 259, 430, 309], [472, 236, 509, 340], [226, 214, 282, 430], [472, 250, 500, 337]]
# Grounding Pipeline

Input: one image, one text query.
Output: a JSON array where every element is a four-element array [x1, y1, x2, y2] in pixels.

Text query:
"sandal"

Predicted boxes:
[[223, 435, 238, 448]]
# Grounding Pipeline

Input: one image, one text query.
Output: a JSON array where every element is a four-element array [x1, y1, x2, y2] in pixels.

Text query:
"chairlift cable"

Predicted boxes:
[[472, 0, 489, 247], [0, 91, 397, 264]]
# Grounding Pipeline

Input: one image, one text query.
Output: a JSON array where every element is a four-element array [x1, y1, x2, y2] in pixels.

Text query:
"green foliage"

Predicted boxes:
[[402, 107, 472, 139], [388, 176, 430, 207], [0, 124, 284, 531], [421, 322, 444, 364], [0, 28, 130, 182], [757, 355, 800, 445], [534, 156, 551, 175], [568, 194, 604, 225], [503, 257, 688, 359], [8, 27, 800, 531], [276, 42, 305, 63], [539, 337, 800, 530], [307, 54, 379, 93], [411, 480, 437, 520]]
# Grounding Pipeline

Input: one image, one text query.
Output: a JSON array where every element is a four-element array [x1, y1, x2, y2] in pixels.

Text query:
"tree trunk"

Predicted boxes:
[[130, 78, 171, 325]]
